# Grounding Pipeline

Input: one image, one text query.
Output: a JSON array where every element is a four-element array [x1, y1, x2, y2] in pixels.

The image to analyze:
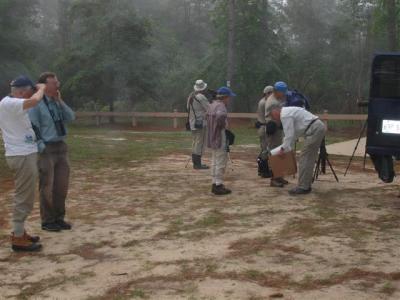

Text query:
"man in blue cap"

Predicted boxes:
[[206, 86, 236, 195], [264, 81, 289, 188], [0, 76, 46, 251]]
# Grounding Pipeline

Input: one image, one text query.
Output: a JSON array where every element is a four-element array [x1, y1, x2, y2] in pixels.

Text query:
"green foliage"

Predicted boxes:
[[53, 0, 157, 111], [1, 0, 400, 113], [0, 0, 39, 95]]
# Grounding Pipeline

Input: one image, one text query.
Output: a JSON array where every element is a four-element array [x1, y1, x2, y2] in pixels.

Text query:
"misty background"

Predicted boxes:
[[0, 0, 397, 113]]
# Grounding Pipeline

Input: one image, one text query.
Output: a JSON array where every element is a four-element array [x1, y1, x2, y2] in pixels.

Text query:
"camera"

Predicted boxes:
[[54, 120, 67, 137]]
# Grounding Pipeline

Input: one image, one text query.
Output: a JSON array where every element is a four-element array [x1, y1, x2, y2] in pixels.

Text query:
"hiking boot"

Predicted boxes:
[[56, 220, 72, 230], [289, 187, 312, 196], [24, 231, 40, 243], [42, 222, 61, 232], [193, 154, 209, 170], [11, 233, 42, 252], [277, 178, 289, 185], [270, 179, 284, 188], [212, 184, 232, 196]]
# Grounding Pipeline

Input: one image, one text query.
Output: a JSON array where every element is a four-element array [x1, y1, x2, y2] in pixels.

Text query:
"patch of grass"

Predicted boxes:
[[279, 218, 324, 239], [195, 210, 226, 228], [380, 281, 396, 295], [245, 269, 265, 280], [131, 289, 147, 299]]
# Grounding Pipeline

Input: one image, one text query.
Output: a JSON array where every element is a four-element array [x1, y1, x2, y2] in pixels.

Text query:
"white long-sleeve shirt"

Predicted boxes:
[[270, 107, 319, 155]]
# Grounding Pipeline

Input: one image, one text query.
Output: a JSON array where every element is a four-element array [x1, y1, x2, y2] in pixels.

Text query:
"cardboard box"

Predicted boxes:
[[269, 151, 297, 178]]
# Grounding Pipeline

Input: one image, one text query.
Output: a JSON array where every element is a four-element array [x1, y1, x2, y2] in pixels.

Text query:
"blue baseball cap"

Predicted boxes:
[[217, 86, 237, 97], [10, 76, 35, 89], [274, 81, 288, 93]]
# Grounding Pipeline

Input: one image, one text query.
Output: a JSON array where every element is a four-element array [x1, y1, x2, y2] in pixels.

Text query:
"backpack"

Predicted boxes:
[[285, 90, 310, 110]]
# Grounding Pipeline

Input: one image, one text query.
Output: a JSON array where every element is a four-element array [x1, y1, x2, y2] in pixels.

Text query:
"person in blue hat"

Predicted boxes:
[[264, 81, 289, 188], [206, 86, 236, 195], [0, 76, 46, 252]]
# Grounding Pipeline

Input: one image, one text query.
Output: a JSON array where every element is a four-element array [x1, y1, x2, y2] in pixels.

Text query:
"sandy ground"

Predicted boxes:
[[1, 146, 400, 300]]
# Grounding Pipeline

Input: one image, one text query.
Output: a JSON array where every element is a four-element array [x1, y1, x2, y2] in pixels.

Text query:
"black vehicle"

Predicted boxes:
[[367, 53, 400, 156]]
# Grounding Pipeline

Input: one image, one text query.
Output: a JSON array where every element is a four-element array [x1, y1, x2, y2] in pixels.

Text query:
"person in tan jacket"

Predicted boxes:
[[257, 85, 274, 178], [187, 80, 210, 169]]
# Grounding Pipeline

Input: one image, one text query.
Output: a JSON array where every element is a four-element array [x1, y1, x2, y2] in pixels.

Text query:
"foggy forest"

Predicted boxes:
[[0, 0, 398, 113]]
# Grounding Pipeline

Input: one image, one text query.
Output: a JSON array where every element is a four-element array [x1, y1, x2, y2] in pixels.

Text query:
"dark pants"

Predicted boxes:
[[38, 141, 70, 224]]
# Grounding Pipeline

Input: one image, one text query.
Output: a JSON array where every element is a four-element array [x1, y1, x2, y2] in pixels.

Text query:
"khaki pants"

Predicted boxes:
[[211, 131, 228, 185], [38, 141, 70, 224], [298, 120, 327, 189], [258, 126, 268, 157], [6, 153, 38, 237], [192, 128, 207, 156]]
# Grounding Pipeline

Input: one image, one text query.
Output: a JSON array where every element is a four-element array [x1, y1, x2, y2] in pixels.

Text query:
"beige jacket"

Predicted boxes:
[[187, 92, 209, 131]]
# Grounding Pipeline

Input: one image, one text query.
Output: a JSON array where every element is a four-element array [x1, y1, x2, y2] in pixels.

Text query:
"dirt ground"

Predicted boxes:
[[1, 145, 400, 300]]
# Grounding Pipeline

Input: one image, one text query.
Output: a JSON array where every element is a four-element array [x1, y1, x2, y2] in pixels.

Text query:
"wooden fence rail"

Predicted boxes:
[[75, 110, 368, 129]]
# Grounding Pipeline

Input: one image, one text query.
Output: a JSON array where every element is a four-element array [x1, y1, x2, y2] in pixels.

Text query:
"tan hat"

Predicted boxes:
[[194, 80, 208, 92], [263, 85, 274, 94]]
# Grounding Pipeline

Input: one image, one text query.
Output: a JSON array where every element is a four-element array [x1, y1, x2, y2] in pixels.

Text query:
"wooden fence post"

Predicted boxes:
[[173, 109, 178, 129], [96, 114, 101, 127], [132, 114, 137, 128], [323, 110, 329, 130]]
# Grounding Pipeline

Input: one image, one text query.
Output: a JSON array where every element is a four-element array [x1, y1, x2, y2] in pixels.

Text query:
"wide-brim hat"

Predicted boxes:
[[194, 80, 208, 92], [263, 85, 274, 94]]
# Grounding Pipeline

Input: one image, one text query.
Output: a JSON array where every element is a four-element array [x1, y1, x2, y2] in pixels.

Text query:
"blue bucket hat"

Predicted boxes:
[[10, 76, 35, 89], [274, 81, 288, 93], [217, 86, 237, 97]]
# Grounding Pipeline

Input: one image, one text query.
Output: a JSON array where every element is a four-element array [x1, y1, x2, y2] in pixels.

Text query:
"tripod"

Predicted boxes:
[[313, 138, 339, 182], [343, 120, 368, 176]]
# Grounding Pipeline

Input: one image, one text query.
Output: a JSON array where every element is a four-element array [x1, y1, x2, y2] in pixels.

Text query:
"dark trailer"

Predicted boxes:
[[367, 53, 400, 156]]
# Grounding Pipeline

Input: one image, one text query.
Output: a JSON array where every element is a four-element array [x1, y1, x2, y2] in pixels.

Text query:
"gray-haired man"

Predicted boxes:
[[187, 80, 210, 169], [0, 76, 46, 252], [269, 105, 326, 195]]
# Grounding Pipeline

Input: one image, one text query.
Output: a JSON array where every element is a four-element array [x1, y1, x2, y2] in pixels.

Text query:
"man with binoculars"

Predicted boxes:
[[29, 72, 75, 232]]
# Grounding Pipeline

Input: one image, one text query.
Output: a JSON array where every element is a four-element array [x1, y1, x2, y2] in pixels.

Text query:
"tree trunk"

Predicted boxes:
[[387, 0, 398, 51], [226, 0, 236, 111], [261, 0, 269, 31], [227, 0, 236, 88], [58, 0, 70, 49]]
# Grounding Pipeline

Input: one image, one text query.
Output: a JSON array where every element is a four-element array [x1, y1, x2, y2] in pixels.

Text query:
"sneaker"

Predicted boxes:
[[42, 222, 62, 232], [56, 220, 72, 230], [289, 187, 312, 195], [270, 179, 284, 188], [212, 185, 232, 196], [11, 233, 42, 252]]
